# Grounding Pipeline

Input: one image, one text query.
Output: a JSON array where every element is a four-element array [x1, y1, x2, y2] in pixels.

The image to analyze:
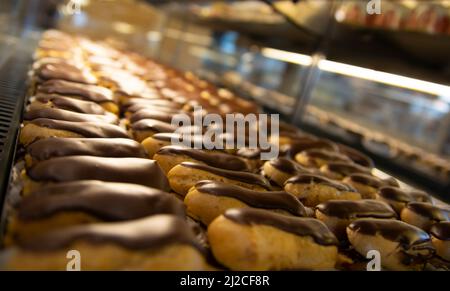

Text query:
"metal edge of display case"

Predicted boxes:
[[0, 34, 37, 244]]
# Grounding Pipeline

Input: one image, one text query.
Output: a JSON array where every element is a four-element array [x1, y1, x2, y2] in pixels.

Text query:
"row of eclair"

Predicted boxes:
[[1, 29, 449, 271]]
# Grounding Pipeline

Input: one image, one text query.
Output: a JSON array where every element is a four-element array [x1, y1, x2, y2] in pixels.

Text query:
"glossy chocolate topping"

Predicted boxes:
[[316, 200, 396, 219], [157, 145, 247, 171], [223, 208, 338, 246], [269, 158, 310, 175], [377, 187, 429, 203], [338, 144, 374, 168], [38, 79, 113, 103], [130, 109, 182, 124], [18, 215, 202, 252], [24, 108, 117, 124], [131, 119, 177, 133], [195, 181, 306, 216], [321, 162, 371, 176], [27, 156, 170, 191], [181, 162, 271, 190], [405, 202, 449, 222], [285, 174, 355, 192], [347, 173, 385, 189], [285, 139, 338, 158], [27, 138, 146, 161], [125, 104, 182, 114], [29, 118, 128, 138], [430, 222, 450, 241], [123, 98, 182, 109], [347, 218, 431, 247], [18, 180, 184, 221], [36, 63, 97, 84], [299, 149, 351, 163], [236, 148, 261, 159], [34, 94, 106, 115]]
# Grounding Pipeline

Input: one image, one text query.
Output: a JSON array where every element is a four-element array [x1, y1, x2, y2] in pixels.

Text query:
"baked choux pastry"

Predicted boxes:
[[24, 137, 147, 167], [154, 145, 248, 174], [19, 118, 128, 146], [337, 144, 374, 168], [262, 157, 311, 187], [319, 162, 371, 180], [33, 62, 97, 84], [130, 119, 178, 142], [3, 215, 207, 270], [29, 93, 107, 115], [347, 218, 434, 270], [315, 200, 396, 239], [129, 108, 189, 124], [208, 208, 338, 270], [376, 187, 432, 213], [6, 180, 185, 244], [37, 79, 118, 114], [284, 174, 361, 207], [167, 162, 271, 196], [342, 173, 398, 199], [23, 156, 170, 194], [295, 149, 352, 168], [400, 202, 449, 231], [430, 222, 450, 261], [184, 180, 307, 225], [283, 138, 339, 159]]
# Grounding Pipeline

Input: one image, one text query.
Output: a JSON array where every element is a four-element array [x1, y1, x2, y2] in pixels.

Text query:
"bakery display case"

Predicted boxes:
[[0, 0, 449, 272]]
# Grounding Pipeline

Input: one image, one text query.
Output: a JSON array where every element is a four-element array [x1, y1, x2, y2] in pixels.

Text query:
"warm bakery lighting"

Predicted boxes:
[[112, 21, 135, 34], [318, 59, 450, 100], [261, 48, 312, 66]]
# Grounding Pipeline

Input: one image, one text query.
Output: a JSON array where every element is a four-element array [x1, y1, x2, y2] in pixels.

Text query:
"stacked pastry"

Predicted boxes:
[[1, 30, 449, 271]]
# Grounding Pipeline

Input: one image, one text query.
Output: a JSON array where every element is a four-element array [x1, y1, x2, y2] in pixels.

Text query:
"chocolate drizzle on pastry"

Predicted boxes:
[[316, 200, 397, 219], [299, 149, 352, 163], [337, 144, 374, 168], [285, 174, 355, 192], [269, 158, 310, 175], [405, 202, 449, 222], [195, 181, 306, 216], [181, 162, 272, 190], [27, 156, 170, 191], [223, 208, 338, 246], [130, 110, 180, 124], [378, 187, 430, 203], [27, 138, 147, 161], [18, 215, 203, 252], [24, 108, 118, 124], [347, 218, 431, 247], [34, 94, 106, 115], [157, 145, 248, 171], [18, 180, 185, 221], [38, 79, 113, 103], [430, 222, 450, 241], [28, 118, 128, 138], [347, 174, 387, 189], [321, 162, 371, 176]]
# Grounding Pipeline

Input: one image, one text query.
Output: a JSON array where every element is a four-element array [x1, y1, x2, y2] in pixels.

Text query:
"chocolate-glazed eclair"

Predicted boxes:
[[262, 158, 311, 187], [33, 62, 97, 85], [22, 156, 170, 194], [185, 181, 307, 225], [3, 215, 208, 270], [315, 200, 397, 239], [400, 202, 449, 231], [430, 222, 450, 261], [121, 98, 183, 111], [129, 108, 188, 124], [37, 79, 118, 114], [7, 180, 185, 244], [319, 162, 371, 180], [23, 108, 118, 124], [167, 162, 271, 196], [337, 144, 374, 168], [235, 148, 264, 171], [24, 138, 146, 166], [19, 118, 128, 146], [284, 174, 361, 207], [295, 149, 352, 168], [208, 208, 338, 270], [282, 138, 339, 159], [342, 173, 398, 199], [347, 219, 434, 270], [154, 145, 248, 174], [376, 187, 432, 213], [124, 104, 183, 118], [29, 93, 107, 115], [130, 119, 178, 142]]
